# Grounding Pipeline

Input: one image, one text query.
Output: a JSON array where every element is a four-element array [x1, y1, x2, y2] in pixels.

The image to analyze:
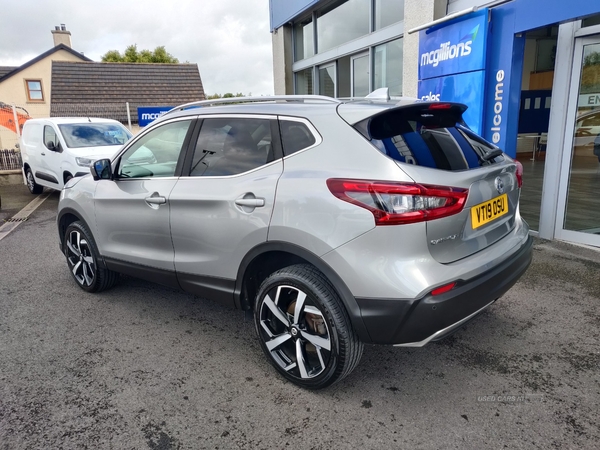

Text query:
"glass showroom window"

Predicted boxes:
[[317, 0, 370, 54], [319, 64, 336, 97], [294, 18, 315, 61], [375, 0, 404, 30], [352, 53, 370, 97], [295, 68, 314, 95], [25, 80, 44, 101], [374, 38, 403, 96]]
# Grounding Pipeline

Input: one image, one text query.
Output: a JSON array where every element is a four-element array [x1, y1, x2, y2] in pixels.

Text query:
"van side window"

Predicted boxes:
[[279, 120, 316, 156], [189, 118, 273, 176], [43, 126, 59, 150]]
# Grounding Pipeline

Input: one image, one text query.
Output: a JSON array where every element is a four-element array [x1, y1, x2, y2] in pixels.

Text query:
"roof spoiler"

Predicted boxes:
[[356, 102, 469, 140]]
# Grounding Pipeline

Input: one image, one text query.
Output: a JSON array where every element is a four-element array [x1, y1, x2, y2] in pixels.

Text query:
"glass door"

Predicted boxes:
[[555, 35, 600, 247], [318, 63, 336, 97], [351, 53, 369, 97]]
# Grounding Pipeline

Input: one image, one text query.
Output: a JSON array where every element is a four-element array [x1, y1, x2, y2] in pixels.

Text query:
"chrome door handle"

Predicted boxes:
[[145, 195, 166, 205], [235, 198, 265, 207]]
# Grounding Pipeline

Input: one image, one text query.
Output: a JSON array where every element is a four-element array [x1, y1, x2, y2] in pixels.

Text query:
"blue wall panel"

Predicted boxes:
[[270, 0, 320, 31], [513, 0, 600, 33], [518, 90, 552, 134], [482, 4, 525, 158]]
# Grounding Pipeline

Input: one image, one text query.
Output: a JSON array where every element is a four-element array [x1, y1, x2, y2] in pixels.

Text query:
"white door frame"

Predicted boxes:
[[553, 33, 600, 247]]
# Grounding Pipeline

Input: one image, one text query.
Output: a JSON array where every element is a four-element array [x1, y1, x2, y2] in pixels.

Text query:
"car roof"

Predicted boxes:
[[153, 95, 422, 126]]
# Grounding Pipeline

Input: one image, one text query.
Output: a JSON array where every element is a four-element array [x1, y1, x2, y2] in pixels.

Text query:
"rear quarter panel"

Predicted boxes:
[[269, 112, 414, 255]]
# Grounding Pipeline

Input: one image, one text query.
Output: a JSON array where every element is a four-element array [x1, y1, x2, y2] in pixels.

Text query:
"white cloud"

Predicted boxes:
[[0, 0, 274, 96]]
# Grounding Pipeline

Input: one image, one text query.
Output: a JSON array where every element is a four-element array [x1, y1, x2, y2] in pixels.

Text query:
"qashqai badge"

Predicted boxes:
[[495, 177, 505, 195]]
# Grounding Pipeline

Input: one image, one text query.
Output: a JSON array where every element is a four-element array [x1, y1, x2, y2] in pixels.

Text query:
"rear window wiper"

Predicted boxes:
[[482, 149, 503, 161]]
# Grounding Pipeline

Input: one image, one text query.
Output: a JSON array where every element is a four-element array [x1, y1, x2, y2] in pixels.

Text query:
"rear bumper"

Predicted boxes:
[[355, 235, 533, 345]]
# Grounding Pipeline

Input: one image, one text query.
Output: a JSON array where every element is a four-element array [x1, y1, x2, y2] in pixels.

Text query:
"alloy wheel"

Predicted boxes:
[[66, 229, 96, 287], [258, 285, 332, 379]]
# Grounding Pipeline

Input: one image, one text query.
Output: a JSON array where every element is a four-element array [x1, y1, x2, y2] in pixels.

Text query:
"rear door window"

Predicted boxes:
[[361, 104, 503, 171], [189, 117, 274, 176]]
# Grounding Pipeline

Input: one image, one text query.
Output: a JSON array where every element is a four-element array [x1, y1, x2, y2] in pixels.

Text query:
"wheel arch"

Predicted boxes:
[[235, 241, 371, 343], [57, 207, 107, 269]]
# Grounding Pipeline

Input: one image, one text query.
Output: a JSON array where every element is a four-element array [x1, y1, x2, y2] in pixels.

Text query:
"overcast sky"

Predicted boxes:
[[0, 0, 274, 96]]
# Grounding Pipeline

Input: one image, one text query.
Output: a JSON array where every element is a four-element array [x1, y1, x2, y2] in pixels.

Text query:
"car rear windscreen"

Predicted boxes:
[[358, 104, 503, 171]]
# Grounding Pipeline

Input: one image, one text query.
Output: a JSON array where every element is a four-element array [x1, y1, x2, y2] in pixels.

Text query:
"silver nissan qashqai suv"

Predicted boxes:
[[57, 91, 533, 389]]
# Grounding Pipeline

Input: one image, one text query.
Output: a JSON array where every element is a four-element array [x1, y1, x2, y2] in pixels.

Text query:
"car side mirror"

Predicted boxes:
[[91, 159, 113, 181]]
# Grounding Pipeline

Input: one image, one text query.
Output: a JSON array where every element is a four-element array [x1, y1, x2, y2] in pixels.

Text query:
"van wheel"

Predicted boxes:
[[254, 264, 363, 389], [64, 221, 119, 292], [26, 168, 43, 194]]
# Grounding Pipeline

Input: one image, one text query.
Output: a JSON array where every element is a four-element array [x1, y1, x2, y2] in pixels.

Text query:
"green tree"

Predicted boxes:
[[207, 93, 246, 99], [101, 45, 180, 63]]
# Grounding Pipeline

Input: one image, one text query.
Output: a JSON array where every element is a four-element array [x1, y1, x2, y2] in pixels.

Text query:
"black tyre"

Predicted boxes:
[[64, 221, 119, 292], [254, 264, 363, 389], [25, 167, 43, 194]]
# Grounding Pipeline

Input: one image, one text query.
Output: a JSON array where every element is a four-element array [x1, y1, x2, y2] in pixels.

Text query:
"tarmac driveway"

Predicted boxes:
[[0, 190, 598, 449]]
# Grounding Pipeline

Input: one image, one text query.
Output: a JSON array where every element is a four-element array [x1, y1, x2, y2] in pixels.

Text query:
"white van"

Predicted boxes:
[[20, 118, 132, 193]]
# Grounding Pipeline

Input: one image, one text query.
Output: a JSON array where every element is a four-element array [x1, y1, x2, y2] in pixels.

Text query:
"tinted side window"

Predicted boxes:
[[279, 120, 316, 156], [118, 120, 192, 179], [189, 118, 272, 176], [43, 126, 58, 150]]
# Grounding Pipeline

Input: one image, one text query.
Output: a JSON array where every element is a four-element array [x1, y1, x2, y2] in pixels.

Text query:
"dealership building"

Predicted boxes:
[[269, 0, 600, 248]]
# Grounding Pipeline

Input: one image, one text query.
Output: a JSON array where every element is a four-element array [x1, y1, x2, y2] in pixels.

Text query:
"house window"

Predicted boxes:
[[25, 80, 44, 101]]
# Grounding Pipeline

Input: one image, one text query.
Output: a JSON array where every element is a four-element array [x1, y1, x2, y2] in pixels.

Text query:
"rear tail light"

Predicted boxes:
[[326, 179, 468, 225], [515, 161, 523, 188]]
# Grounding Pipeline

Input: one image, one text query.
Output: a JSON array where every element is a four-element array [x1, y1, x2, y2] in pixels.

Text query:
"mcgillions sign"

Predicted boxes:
[[418, 10, 487, 80], [420, 27, 476, 68], [137, 106, 174, 127], [417, 10, 489, 135]]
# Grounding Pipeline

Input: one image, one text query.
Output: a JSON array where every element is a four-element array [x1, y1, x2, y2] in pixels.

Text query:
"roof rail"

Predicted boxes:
[[164, 95, 341, 115]]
